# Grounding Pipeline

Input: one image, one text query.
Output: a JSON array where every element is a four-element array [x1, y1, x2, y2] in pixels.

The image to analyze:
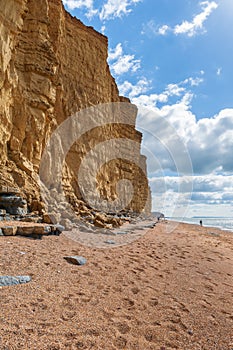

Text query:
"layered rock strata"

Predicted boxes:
[[0, 0, 151, 226]]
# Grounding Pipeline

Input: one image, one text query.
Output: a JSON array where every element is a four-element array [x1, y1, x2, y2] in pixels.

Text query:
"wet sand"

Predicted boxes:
[[0, 221, 232, 349]]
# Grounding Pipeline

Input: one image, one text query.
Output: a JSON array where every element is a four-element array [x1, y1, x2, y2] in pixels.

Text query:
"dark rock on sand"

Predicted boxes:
[[64, 256, 87, 266], [54, 224, 65, 235]]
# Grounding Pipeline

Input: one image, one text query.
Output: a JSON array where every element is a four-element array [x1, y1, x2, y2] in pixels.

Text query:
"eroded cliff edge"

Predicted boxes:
[[0, 0, 151, 225]]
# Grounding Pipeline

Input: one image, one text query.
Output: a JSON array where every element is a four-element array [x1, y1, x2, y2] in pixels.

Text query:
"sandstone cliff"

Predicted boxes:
[[0, 0, 151, 225]]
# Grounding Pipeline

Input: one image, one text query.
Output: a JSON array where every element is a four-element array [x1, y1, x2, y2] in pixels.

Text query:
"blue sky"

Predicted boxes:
[[62, 0, 233, 217]]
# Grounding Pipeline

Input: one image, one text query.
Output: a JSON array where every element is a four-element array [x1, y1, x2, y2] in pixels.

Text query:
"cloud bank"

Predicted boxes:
[[108, 40, 232, 216], [136, 102, 233, 216]]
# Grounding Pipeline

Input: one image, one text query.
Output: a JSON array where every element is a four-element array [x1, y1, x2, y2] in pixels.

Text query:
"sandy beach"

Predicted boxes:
[[0, 221, 232, 350]]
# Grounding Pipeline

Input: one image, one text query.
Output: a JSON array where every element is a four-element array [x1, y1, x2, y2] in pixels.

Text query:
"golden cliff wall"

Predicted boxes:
[[0, 0, 151, 217]]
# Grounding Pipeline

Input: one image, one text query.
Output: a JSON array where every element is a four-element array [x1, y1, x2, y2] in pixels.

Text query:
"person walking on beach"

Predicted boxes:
[[200, 220, 202, 226]]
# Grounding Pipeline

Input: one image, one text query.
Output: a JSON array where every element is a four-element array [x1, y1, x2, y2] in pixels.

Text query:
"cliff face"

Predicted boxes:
[[0, 0, 151, 220]]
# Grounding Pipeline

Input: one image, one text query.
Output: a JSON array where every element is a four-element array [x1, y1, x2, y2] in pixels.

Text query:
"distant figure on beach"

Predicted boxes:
[[200, 220, 202, 226]]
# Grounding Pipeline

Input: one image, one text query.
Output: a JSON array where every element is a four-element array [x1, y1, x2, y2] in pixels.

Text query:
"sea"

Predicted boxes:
[[167, 217, 233, 233]]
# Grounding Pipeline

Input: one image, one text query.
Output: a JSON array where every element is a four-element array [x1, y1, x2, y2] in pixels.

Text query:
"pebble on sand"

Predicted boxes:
[[104, 240, 116, 244], [0, 275, 31, 287], [64, 256, 87, 265]]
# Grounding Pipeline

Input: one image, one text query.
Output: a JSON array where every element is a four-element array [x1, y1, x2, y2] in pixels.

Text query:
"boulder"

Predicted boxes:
[[0, 186, 19, 194], [60, 218, 73, 230], [21, 216, 40, 223], [33, 226, 51, 235], [17, 225, 52, 236], [43, 212, 61, 224], [94, 219, 106, 228], [109, 217, 123, 228], [94, 213, 108, 223], [2, 226, 17, 236], [30, 200, 45, 213], [53, 224, 65, 234], [17, 226, 34, 236], [0, 194, 27, 215]]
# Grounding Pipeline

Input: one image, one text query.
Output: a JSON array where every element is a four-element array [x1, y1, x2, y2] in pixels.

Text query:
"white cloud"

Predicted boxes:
[[158, 25, 169, 35], [100, 25, 106, 34], [131, 93, 168, 108], [153, 1, 218, 37], [108, 43, 141, 75], [125, 74, 203, 108], [137, 105, 233, 177], [118, 78, 151, 98], [100, 0, 141, 20], [117, 78, 183, 107], [165, 83, 186, 97], [174, 1, 218, 36], [62, 0, 97, 17], [63, 0, 142, 21], [108, 43, 123, 61], [111, 55, 140, 75], [216, 67, 222, 76], [133, 82, 232, 214], [185, 76, 204, 86]]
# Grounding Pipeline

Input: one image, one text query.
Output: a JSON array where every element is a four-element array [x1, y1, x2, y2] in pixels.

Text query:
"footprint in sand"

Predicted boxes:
[[84, 328, 101, 337], [144, 327, 159, 343], [64, 331, 79, 340], [172, 298, 190, 314], [115, 321, 131, 334], [131, 286, 140, 294], [75, 340, 87, 349], [103, 286, 111, 295], [169, 317, 188, 332], [60, 310, 76, 321], [148, 297, 159, 307], [113, 336, 127, 349], [123, 297, 135, 309], [204, 283, 214, 291]]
